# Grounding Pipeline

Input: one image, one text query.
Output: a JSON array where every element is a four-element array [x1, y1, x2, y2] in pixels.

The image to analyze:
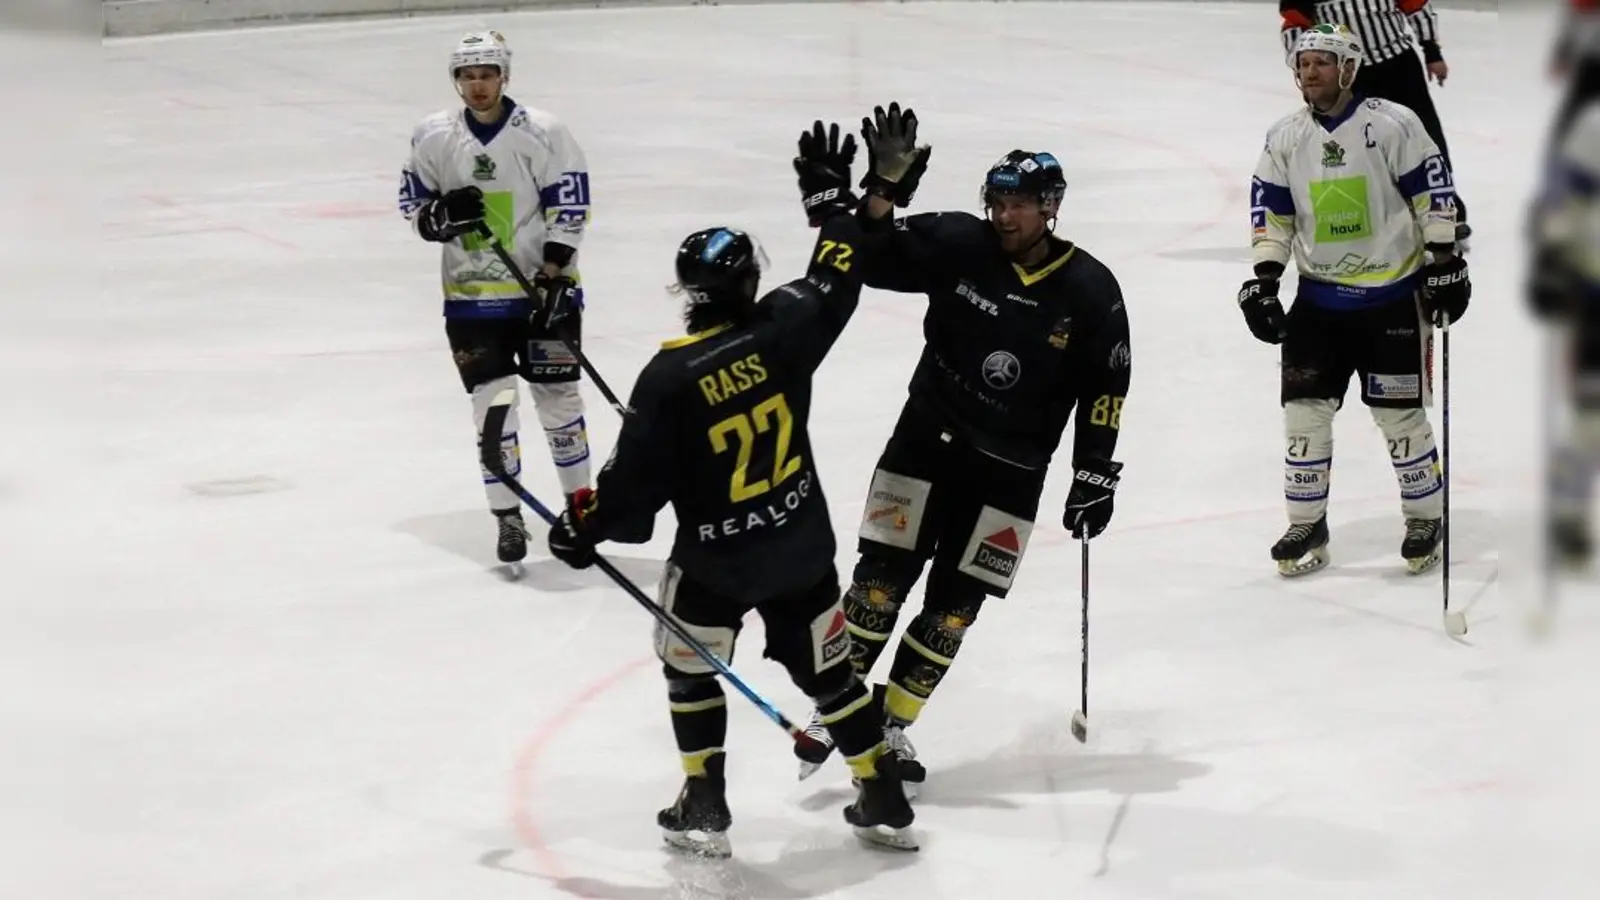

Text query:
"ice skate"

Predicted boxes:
[[658, 753, 732, 858], [1402, 517, 1443, 575], [844, 752, 918, 851], [1272, 517, 1329, 577], [794, 708, 834, 780], [494, 508, 527, 564], [883, 723, 926, 799]]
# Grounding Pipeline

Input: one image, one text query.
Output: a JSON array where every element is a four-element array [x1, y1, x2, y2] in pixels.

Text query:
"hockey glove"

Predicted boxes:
[[1064, 459, 1123, 540], [417, 186, 486, 243], [1528, 244, 1581, 319], [531, 272, 579, 331], [547, 487, 598, 569], [795, 120, 858, 227], [860, 102, 932, 207], [1238, 275, 1288, 344], [1420, 253, 1471, 326]]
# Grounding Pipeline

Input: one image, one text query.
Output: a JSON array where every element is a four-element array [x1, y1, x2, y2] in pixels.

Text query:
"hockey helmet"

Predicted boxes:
[[981, 150, 1067, 213], [450, 31, 511, 81], [672, 227, 769, 306], [1291, 23, 1364, 88]]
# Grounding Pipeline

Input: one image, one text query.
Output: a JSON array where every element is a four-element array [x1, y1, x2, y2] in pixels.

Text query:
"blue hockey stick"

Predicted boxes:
[[480, 389, 821, 749]]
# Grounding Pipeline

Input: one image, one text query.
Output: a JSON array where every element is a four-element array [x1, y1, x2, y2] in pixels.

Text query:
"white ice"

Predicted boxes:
[[9, 2, 1591, 899]]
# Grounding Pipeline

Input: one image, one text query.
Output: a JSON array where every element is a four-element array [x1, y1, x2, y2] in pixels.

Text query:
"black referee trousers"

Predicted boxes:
[[1354, 48, 1467, 224]]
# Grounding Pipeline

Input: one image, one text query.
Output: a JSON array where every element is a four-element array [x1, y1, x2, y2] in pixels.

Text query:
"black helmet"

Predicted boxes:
[[980, 150, 1067, 211], [673, 227, 765, 306]]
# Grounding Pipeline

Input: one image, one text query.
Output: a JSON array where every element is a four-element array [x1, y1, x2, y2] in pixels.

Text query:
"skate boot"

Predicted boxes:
[[494, 508, 527, 564], [657, 753, 732, 858], [794, 708, 834, 780], [1272, 517, 1329, 577], [1402, 517, 1444, 575], [843, 752, 918, 851], [883, 722, 926, 799], [1550, 514, 1593, 570]]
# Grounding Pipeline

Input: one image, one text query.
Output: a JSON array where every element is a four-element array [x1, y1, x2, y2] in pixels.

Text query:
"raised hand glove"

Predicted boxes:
[[1421, 253, 1471, 326], [860, 102, 932, 207], [794, 120, 858, 227], [1238, 276, 1288, 344], [1063, 459, 1123, 540], [531, 272, 579, 331], [418, 186, 485, 243], [547, 487, 597, 569]]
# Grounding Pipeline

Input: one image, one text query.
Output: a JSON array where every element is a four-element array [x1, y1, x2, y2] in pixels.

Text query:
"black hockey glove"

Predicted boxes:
[[1420, 253, 1471, 326], [795, 120, 858, 227], [1529, 244, 1581, 319], [1064, 459, 1122, 540], [1238, 275, 1288, 344], [860, 102, 932, 207], [547, 488, 598, 569], [531, 272, 579, 331], [417, 186, 486, 243]]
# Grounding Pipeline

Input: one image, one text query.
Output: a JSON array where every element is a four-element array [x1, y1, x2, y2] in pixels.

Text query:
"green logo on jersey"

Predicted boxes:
[[461, 190, 515, 250], [472, 153, 496, 181], [1309, 175, 1370, 243], [1321, 140, 1346, 168]]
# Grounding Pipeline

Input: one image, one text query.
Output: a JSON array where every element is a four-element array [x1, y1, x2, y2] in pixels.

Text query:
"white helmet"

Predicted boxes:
[[1291, 23, 1365, 88], [450, 30, 511, 82]]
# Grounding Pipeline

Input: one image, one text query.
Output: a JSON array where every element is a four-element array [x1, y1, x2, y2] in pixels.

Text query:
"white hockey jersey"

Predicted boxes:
[[1251, 97, 1457, 310], [398, 97, 590, 318]]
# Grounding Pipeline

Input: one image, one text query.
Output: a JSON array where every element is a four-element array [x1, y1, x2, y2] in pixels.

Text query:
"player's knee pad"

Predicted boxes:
[[529, 382, 590, 474], [1370, 406, 1442, 510], [1283, 398, 1337, 517], [842, 562, 917, 645], [856, 466, 934, 553], [654, 566, 738, 677]]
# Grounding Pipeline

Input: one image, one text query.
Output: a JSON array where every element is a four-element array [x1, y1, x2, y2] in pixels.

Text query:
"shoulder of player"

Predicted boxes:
[[1058, 244, 1124, 303], [506, 103, 569, 142], [1264, 109, 1314, 147], [1356, 97, 1425, 138], [410, 109, 459, 146]]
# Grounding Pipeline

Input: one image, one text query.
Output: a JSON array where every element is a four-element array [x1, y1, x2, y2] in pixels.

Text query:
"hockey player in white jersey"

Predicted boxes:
[[1238, 23, 1471, 577], [397, 31, 593, 564]]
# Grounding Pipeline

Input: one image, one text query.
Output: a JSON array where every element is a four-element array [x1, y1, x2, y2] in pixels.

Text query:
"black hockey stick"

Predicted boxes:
[[1071, 533, 1090, 742], [1440, 316, 1468, 637], [480, 390, 826, 753], [474, 223, 630, 417]]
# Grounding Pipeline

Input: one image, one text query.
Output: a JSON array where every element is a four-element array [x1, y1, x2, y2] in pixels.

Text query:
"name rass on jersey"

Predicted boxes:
[[693, 350, 816, 543]]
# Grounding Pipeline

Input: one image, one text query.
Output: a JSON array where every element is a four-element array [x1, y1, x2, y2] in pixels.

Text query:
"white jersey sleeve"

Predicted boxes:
[[1250, 124, 1296, 270], [398, 115, 447, 235], [521, 110, 590, 254], [1376, 101, 1457, 248]]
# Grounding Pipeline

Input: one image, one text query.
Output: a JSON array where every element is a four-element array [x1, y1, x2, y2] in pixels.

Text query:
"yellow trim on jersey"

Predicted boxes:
[[661, 323, 734, 350], [1012, 244, 1077, 287]]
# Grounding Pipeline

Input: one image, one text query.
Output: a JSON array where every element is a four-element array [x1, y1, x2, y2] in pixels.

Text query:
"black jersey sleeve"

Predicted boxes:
[[856, 211, 986, 294], [763, 211, 869, 374], [584, 360, 677, 544], [1069, 264, 1131, 467]]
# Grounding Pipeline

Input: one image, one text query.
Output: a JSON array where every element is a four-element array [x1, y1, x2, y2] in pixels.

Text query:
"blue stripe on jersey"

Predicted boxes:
[[540, 172, 592, 210], [1397, 155, 1452, 201], [1561, 161, 1600, 198], [1299, 272, 1422, 310], [444, 297, 534, 319], [1252, 177, 1295, 215], [398, 168, 437, 217]]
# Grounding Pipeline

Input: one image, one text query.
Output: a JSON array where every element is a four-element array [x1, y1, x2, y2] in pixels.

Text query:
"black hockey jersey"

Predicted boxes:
[[580, 214, 865, 602], [859, 211, 1130, 470]]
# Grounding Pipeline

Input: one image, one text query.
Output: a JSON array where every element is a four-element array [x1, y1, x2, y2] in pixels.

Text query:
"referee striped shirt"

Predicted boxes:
[[1278, 0, 1441, 65]]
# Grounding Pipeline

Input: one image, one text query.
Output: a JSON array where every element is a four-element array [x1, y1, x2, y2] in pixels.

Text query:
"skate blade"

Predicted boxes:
[[1405, 547, 1443, 575], [496, 561, 525, 581], [1276, 545, 1329, 578], [662, 828, 731, 859], [798, 759, 825, 781], [853, 825, 919, 852]]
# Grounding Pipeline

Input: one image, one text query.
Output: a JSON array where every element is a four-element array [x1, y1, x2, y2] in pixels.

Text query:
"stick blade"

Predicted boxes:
[[1070, 710, 1088, 743], [1444, 611, 1468, 637]]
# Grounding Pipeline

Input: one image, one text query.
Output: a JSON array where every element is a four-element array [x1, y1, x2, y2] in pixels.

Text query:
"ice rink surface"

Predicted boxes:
[[10, 2, 1593, 898]]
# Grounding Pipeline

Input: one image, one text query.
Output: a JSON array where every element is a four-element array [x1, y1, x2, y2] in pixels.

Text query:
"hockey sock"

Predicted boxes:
[[882, 608, 973, 726], [841, 579, 906, 677], [813, 679, 888, 780], [1371, 407, 1443, 519], [666, 675, 727, 776], [472, 376, 522, 510], [1283, 398, 1336, 524], [531, 382, 591, 495]]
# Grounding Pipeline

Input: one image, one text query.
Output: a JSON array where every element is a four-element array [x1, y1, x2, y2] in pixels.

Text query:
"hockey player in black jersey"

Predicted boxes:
[[541, 119, 917, 855], [795, 105, 1131, 786]]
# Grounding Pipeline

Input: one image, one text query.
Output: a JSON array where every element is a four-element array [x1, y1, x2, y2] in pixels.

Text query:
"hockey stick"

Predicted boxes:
[[474, 223, 630, 417], [1440, 316, 1468, 637], [480, 389, 824, 752], [1070, 533, 1090, 742]]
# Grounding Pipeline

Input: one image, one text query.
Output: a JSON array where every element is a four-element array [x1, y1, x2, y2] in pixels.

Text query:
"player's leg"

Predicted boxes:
[[652, 562, 744, 857], [447, 318, 528, 563], [521, 310, 592, 499], [757, 568, 914, 841], [1549, 313, 1600, 565], [1357, 295, 1445, 573], [1274, 294, 1353, 575]]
